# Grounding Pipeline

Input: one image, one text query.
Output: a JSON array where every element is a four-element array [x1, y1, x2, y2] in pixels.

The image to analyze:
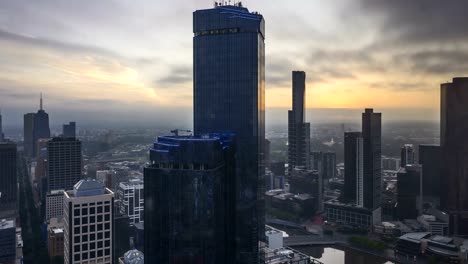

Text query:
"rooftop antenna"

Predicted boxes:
[[40, 92, 43, 110]]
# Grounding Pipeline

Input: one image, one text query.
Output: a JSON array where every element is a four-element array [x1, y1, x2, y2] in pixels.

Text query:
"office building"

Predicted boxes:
[[113, 204, 130, 264], [397, 165, 422, 220], [33, 94, 51, 157], [110, 168, 129, 191], [0, 142, 17, 216], [0, 219, 16, 264], [0, 109, 3, 141], [117, 179, 144, 224], [193, 4, 265, 263], [63, 122, 76, 138], [310, 152, 336, 180], [46, 190, 65, 220], [419, 145, 441, 205], [144, 134, 236, 264], [288, 71, 311, 172], [63, 179, 114, 264], [96, 170, 112, 190], [289, 167, 323, 212], [48, 225, 64, 258], [441, 77, 468, 237], [343, 132, 364, 206], [382, 157, 400, 171], [24, 113, 35, 157], [362, 109, 382, 213], [47, 137, 82, 192], [325, 201, 380, 228], [400, 144, 415, 167]]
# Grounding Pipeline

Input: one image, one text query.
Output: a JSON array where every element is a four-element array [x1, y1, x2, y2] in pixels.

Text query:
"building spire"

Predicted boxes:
[[40, 93, 43, 110]]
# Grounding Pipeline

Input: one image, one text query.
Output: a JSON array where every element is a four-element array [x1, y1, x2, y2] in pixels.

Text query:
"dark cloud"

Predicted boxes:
[[156, 65, 192, 86], [358, 0, 468, 44], [367, 82, 428, 92], [393, 50, 468, 75]]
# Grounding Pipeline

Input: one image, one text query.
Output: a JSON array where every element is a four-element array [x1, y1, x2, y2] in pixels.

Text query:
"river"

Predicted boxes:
[[292, 246, 395, 264]]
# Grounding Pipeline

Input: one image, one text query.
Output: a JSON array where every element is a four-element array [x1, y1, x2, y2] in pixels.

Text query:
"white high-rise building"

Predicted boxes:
[[117, 179, 144, 224], [64, 179, 114, 264]]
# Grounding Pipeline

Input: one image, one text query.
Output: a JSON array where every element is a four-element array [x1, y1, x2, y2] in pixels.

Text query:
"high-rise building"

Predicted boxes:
[[362, 109, 382, 213], [47, 137, 82, 192], [46, 190, 65, 221], [382, 157, 400, 171], [0, 108, 4, 141], [288, 71, 311, 172], [343, 132, 363, 206], [193, 4, 265, 263], [117, 179, 144, 224], [63, 179, 114, 264], [397, 165, 422, 220], [24, 113, 35, 157], [289, 168, 323, 212], [144, 134, 236, 264], [0, 142, 17, 217], [440, 77, 468, 237], [33, 94, 51, 157], [419, 145, 441, 206], [400, 144, 415, 167], [63, 122, 76, 138], [0, 219, 16, 264]]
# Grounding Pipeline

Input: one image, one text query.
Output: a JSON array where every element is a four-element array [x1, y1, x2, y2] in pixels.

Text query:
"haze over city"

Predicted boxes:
[[2, 0, 466, 127]]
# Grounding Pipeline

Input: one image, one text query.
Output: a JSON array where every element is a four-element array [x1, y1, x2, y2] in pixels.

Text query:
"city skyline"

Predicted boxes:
[[1, 0, 467, 126]]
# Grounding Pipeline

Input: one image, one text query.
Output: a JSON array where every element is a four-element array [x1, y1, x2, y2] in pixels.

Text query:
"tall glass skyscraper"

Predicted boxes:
[[441, 77, 468, 237], [288, 71, 311, 172], [33, 94, 50, 157], [343, 132, 363, 206], [193, 4, 265, 263], [144, 134, 236, 264], [362, 109, 382, 214]]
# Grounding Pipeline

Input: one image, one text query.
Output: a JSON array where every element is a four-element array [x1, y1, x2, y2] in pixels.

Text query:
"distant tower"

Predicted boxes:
[[0, 108, 4, 141], [440, 77, 468, 237], [33, 94, 51, 157], [63, 179, 114, 264], [23, 113, 35, 157], [288, 71, 311, 172], [343, 132, 363, 206], [400, 144, 415, 167], [63, 122, 76, 138], [362, 109, 382, 213]]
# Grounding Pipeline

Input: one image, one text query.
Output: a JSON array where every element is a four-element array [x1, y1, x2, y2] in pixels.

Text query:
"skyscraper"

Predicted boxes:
[[0, 108, 4, 141], [63, 179, 114, 264], [343, 132, 363, 206], [33, 94, 51, 157], [419, 144, 441, 205], [288, 71, 311, 172], [144, 134, 236, 264], [362, 109, 382, 213], [400, 144, 415, 167], [440, 77, 468, 237], [193, 4, 265, 263], [0, 142, 17, 217], [63, 122, 76, 138], [47, 137, 82, 191], [117, 179, 144, 224], [24, 113, 35, 157], [397, 165, 422, 220]]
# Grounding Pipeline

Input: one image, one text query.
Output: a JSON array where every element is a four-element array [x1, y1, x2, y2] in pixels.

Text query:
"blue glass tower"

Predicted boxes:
[[193, 4, 265, 263], [144, 134, 236, 264]]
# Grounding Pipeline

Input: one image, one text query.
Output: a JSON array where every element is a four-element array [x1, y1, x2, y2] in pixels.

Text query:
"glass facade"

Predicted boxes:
[[193, 5, 265, 263], [144, 134, 236, 264]]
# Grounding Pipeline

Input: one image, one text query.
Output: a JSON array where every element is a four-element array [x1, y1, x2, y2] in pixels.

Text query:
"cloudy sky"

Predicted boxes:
[[1, 0, 467, 127]]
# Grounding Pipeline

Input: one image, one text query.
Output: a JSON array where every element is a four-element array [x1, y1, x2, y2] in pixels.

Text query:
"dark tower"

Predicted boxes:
[[33, 94, 50, 157], [193, 5, 265, 263], [62, 122, 76, 138], [288, 71, 311, 172], [343, 132, 363, 205], [441, 77, 468, 237], [24, 113, 35, 157], [0, 142, 17, 217], [362, 109, 382, 211], [47, 137, 82, 191], [419, 144, 441, 206], [144, 134, 236, 264], [400, 144, 415, 167]]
